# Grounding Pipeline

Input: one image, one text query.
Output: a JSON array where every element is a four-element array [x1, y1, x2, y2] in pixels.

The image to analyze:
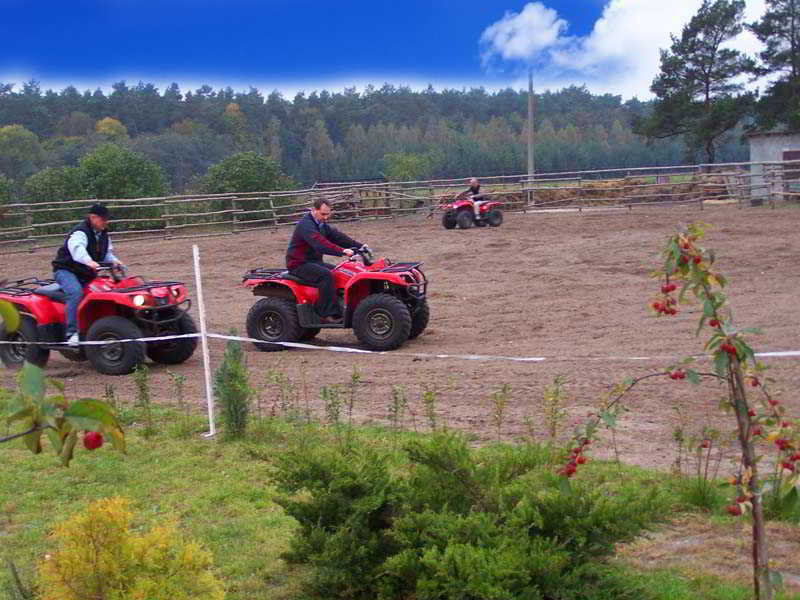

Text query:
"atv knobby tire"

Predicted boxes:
[[442, 213, 457, 229], [85, 316, 146, 375], [456, 210, 473, 229], [352, 293, 412, 351], [408, 300, 430, 340], [246, 297, 301, 351], [0, 315, 49, 369], [487, 209, 503, 227], [146, 313, 198, 365]]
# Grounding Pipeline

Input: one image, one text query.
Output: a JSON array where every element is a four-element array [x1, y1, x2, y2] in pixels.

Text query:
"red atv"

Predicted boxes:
[[440, 194, 503, 230], [243, 246, 428, 351], [0, 264, 197, 375]]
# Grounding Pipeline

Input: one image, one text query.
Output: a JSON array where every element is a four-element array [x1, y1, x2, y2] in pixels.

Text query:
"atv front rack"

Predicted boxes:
[[380, 262, 423, 273]]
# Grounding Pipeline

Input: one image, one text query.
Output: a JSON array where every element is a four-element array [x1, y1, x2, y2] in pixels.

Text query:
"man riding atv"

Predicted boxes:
[[52, 203, 124, 346], [286, 198, 364, 324]]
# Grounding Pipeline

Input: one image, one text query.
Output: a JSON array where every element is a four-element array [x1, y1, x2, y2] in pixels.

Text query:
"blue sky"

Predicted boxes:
[[1, 0, 766, 100]]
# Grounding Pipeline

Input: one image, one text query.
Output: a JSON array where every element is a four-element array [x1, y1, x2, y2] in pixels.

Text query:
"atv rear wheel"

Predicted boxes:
[[487, 209, 503, 227], [85, 316, 146, 375], [299, 327, 321, 341], [246, 297, 301, 352], [442, 212, 457, 229], [456, 210, 473, 229], [408, 300, 430, 340], [146, 313, 198, 365], [353, 293, 412, 351], [0, 315, 49, 369]]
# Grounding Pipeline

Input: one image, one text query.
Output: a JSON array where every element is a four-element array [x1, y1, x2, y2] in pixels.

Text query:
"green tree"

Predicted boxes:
[[78, 143, 167, 198], [0, 124, 44, 180], [749, 0, 800, 129], [23, 166, 84, 203], [634, 0, 754, 162], [202, 151, 292, 193], [55, 111, 94, 137], [300, 118, 337, 183], [0, 173, 12, 204], [383, 152, 432, 181]]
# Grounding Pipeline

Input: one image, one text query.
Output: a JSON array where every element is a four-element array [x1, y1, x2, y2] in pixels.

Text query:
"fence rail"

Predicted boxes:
[[1, 160, 798, 255]]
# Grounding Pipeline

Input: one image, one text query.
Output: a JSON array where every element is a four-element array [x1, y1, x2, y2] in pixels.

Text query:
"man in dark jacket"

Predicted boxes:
[[464, 177, 487, 220], [52, 204, 123, 345], [286, 199, 363, 323]]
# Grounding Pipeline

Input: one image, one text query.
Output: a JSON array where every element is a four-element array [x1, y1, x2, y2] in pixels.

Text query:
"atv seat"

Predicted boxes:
[[281, 271, 317, 286], [32, 283, 67, 303]]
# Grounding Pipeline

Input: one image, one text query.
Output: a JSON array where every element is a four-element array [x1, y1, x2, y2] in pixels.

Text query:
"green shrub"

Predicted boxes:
[[274, 430, 671, 600], [37, 496, 224, 600], [213, 333, 252, 440]]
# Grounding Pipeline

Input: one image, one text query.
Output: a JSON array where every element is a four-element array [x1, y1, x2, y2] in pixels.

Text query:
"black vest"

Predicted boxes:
[[52, 219, 109, 283]]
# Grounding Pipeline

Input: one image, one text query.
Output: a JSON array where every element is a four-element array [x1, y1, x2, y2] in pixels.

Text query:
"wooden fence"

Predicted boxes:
[[1, 160, 797, 255]]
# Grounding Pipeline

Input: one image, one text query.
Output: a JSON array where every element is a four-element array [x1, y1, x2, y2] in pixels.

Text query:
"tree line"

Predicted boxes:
[[1, 0, 796, 203]]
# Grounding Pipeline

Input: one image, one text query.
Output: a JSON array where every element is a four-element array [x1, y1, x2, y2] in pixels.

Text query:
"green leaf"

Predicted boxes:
[[23, 428, 42, 454], [64, 398, 120, 430], [46, 428, 63, 454], [0, 299, 20, 333], [713, 352, 729, 377], [19, 362, 46, 402], [558, 476, 572, 496], [59, 429, 78, 467], [703, 299, 714, 317], [780, 486, 799, 513], [600, 411, 617, 428], [6, 404, 34, 424], [686, 370, 700, 385]]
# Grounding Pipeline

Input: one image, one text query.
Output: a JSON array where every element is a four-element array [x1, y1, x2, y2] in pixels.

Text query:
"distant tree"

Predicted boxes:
[[202, 151, 292, 193], [0, 124, 44, 180], [383, 152, 432, 181], [748, 0, 800, 129], [23, 166, 84, 203], [0, 173, 12, 203], [300, 119, 337, 183], [95, 117, 129, 141], [634, 0, 754, 162], [78, 143, 167, 198], [55, 111, 94, 137]]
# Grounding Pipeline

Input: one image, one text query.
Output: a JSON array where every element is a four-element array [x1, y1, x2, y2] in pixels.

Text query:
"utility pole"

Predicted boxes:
[[527, 67, 535, 204]]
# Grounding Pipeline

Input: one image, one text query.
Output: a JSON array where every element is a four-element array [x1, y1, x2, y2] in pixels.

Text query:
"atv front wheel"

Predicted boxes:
[[487, 209, 503, 227], [85, 316, 146, 375], [442, 212, 457, 229], [353, 293, 412, 351], [0, 315, 49, 369], [246, 297, 301, 352], [146, 313, 198, 364], [408, 300, 430, 340], [456, 210, 473, 229]]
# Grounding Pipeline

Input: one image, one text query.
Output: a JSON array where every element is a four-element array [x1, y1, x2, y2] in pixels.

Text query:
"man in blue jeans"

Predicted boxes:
[[52, 204, 124, 346]]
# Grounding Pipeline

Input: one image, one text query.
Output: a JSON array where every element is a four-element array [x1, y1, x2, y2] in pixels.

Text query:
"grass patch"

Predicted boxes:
[[1, 409, 798, 599]]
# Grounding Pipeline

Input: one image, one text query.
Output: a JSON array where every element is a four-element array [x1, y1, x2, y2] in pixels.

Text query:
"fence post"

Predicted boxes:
[[231, 197, 239, 234], [163, 200, 171, 240], [269, 197, 278, 231], [25, 204, 36, 253]]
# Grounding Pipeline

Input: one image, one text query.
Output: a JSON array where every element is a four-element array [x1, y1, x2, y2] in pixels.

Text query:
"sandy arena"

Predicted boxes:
[[2, 203, 799, 471]]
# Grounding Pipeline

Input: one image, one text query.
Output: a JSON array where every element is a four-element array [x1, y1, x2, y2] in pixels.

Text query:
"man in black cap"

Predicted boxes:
[[52, 204, 124, 346]]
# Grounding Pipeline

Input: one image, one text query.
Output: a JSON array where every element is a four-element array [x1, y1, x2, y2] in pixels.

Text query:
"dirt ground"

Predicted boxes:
[[3, 203, 800, 466], [3, 202, 800, 588]]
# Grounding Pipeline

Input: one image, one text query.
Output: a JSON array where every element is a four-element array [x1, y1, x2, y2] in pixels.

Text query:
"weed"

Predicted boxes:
[[132, 364, 156, 438], [489, 383, 512, 442], [543, 375, 569, 442]]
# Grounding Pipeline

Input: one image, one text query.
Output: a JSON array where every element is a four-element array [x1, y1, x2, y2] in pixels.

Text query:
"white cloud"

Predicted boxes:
[[481, 0, 767, 99]]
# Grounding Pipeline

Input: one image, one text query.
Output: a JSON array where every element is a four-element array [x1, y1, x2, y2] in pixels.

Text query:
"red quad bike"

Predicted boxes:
[[0, 264, 197, 375], [440, 194, 503, 230], [242, 246, 429, 352]]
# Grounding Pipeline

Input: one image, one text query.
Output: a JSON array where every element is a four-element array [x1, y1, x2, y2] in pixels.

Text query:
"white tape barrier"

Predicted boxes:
[[1, 330, 800, 363]]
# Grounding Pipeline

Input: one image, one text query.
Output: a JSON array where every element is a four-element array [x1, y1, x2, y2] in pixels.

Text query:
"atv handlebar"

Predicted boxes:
[[347, 244, 374, 267], [96, 262, 128, 283]]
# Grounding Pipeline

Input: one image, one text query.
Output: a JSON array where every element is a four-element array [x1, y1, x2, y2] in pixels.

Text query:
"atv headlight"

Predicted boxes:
[[132, 294, 146, 307], [171, 286, 181, 297]]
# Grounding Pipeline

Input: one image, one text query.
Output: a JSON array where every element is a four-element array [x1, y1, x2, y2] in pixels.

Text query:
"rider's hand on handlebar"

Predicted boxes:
[[342, 248, 355, 257], [88, 260, 101, 271]]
